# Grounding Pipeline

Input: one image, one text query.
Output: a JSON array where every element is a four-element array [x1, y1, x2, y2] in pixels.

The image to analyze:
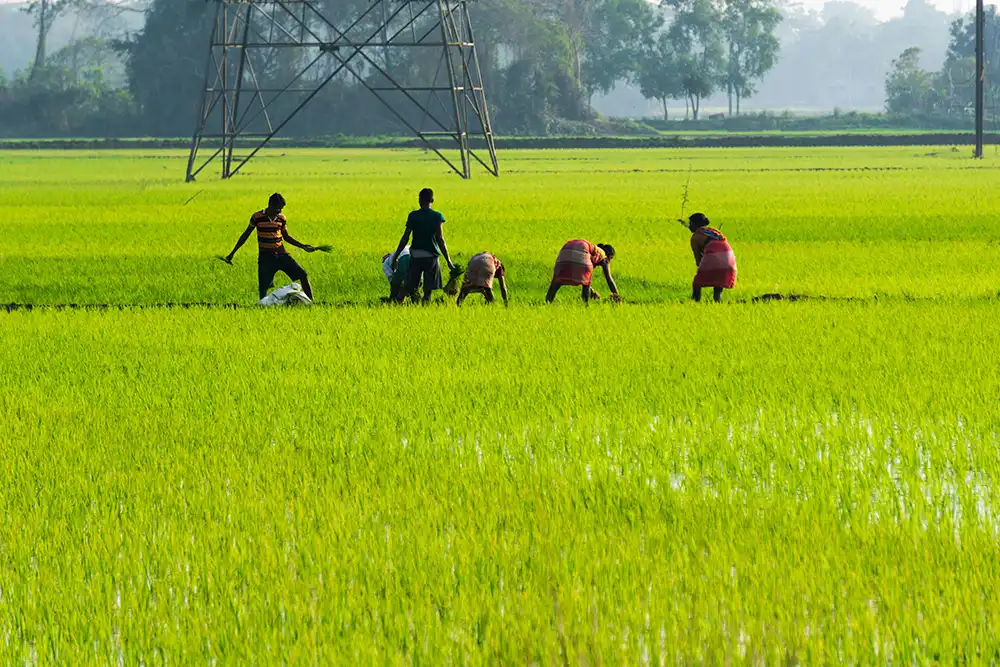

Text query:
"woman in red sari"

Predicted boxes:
[[546, 239, 621, 304], [687, 213, 736, 302]]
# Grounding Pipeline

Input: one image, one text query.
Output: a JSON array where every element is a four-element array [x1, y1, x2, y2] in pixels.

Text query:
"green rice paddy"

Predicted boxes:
[[1, 147, 998, 663]]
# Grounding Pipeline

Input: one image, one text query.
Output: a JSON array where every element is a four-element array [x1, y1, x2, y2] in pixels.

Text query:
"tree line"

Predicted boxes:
[[3, 0, 992, 138], [0, 0, 784, 137], [885, 6, 1000, 118]]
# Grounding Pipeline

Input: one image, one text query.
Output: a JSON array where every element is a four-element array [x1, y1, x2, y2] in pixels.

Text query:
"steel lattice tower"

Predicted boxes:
[[186, 0, 498, 181]]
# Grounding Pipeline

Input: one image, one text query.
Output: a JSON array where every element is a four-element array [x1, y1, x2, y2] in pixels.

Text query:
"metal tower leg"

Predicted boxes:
[[186, 0, 499, 181]]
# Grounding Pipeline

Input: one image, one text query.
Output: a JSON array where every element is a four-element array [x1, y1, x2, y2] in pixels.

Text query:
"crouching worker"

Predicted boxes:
[[546, 239, 621, 304], [390, 188, 455, 304], [686, 213, 736, 302], [457, 252, 508, 306], [382, 245, 418, 302], [222, 193, 318, 300]]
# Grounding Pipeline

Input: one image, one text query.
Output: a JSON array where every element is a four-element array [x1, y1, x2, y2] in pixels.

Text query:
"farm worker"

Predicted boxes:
[[381, 245, 418, 302], [456, 252, 508, 306], [687, 212, 737, 302], [222, 193, 319, 301], [546, 240, 621, 304], [389, 188, 456, 304]]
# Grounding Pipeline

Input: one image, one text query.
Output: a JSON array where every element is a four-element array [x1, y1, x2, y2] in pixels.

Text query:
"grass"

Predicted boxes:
[[1, 147, 999, 662], [648, 128, 988, 136], [2, 146, 1000, 305]]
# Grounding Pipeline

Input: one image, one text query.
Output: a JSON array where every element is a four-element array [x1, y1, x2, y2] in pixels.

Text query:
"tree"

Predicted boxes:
[[946, 4, 1000, 76], [665, 0, 724, 120], [580, 0, 662, 101], [24, 0, 78, 80], [117, 0, 212, 135], [941, 5, 1000, 110], [934, 56, 975, 114], [471, 0, 584, 129], [721, 0, 781, 115], [538, 0, 660, 111], [22, 1, 144, 81], [538, 0, 599, 111], [885, 46, 935, 114], [637, 30, 683, 119]]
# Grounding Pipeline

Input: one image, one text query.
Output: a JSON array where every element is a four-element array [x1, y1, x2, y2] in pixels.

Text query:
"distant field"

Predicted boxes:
[[657, 128, 979, 136], [1, 147, 999, 662], [2, 146, 999, 304], [1, 128, 992, 152]]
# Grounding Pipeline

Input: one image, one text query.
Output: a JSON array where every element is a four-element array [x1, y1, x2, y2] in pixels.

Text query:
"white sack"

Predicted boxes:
[[257, 282, 313, 307]]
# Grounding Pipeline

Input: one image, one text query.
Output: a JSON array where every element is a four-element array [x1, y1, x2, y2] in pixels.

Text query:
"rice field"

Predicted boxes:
[[1, 147, 999, 663]]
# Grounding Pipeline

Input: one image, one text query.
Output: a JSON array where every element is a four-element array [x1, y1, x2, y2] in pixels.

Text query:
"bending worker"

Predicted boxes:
[[546, 239, 621, 304], [382, 245, 418, 302], [222, 193, 319, 301], [456, 252, 508, 306], [390, 188, 455, 304], [686, 212, 737, 302]]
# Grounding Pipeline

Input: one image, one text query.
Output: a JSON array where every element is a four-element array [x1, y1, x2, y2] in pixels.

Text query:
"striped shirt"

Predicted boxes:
[[251, 210, 288, 255]]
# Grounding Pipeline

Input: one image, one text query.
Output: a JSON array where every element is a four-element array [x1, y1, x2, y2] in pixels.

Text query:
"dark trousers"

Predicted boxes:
[[397, 255, 442, 302], [258, 253, 308, 299]]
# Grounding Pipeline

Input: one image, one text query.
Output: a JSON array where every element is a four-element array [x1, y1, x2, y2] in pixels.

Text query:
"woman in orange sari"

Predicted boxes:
[[687, 213, 736, 302], [546, 240, 621, 304]]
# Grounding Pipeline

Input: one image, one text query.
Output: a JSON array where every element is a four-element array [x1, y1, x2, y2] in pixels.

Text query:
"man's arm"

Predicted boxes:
[[602, 263, 620, 298], [497, 274, 509, 306], [391, 229, 411, 270], [224, 224, 255, 262], [435, 226, 454, 271], [282, 227, 315, 252]]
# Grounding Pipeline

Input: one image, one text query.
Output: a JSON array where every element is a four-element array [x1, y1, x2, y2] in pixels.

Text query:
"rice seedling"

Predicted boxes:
[[0, 147, 998, 662]]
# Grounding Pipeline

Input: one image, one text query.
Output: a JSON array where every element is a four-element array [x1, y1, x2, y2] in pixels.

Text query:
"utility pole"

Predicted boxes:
[[975, 0, 985, 158]]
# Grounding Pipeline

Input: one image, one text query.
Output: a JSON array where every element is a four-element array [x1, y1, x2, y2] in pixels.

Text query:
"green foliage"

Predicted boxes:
[[2, 146, 999, 304], [638, 31, 683, 119], [663, 0, 727, 120], [720, 0, 781, 115], [21, 0, 71, 69], [117, 0, 212, 136], [946, 4, 1000, 91], [886, 6, 1000, 117], [2, 148, 1000, 661], [0, 61, 136, 138], [885, 47, 936, 114], [581, 0, 662, 98], [0, 17, 137, 138], [491, 16, 583, 133]]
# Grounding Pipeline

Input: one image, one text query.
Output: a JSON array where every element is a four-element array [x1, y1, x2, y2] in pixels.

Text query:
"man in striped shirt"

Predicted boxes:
[[223, 193, 318, 300]]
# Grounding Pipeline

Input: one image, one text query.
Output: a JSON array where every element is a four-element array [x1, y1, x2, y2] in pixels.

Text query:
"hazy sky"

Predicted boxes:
[[794, 0, 975, 19]]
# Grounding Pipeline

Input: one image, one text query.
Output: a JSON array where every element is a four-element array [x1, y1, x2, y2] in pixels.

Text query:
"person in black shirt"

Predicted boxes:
[[389, 188, 456, 303]]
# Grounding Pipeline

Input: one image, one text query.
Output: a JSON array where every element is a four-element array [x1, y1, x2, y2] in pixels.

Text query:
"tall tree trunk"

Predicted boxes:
[[30, 0, 49, 80], [736, 90, 741, 116], [570, 33, 582, 90], [727, 42, 735, 117], [70, 12, 81, 84], [661, 98, 668, 120], [690, 93, 699, 121], [569, 34, 586, 116]]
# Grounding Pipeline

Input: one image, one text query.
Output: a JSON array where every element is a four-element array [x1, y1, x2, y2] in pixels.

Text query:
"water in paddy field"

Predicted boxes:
[[409, 409, 998, 537]]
